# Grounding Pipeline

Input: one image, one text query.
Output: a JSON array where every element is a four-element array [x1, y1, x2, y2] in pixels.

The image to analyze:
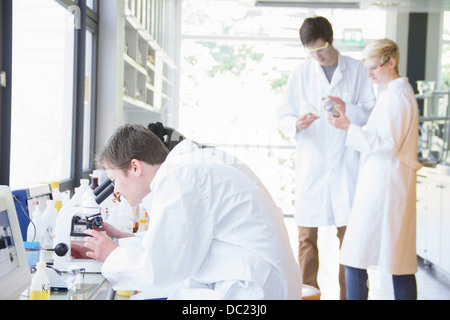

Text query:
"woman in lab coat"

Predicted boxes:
[[83, 124, 302, 300], [277, 16, 375, 299], [327, 38, 421, 300]]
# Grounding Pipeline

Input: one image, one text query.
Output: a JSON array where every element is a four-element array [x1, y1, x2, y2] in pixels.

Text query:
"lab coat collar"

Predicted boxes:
[[149, 139, 198, 193], [388, 77, 408, 89], [312, 51, 346, 86], [167, 139, 199, 158]]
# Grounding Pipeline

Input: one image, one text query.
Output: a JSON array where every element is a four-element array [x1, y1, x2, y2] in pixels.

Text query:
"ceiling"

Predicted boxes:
[[254, 0, 450, 12]]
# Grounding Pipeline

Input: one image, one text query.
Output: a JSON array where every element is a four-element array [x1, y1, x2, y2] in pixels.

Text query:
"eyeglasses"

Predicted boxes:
[[366, 58, 390, 72], [306, 42, 329, 54]]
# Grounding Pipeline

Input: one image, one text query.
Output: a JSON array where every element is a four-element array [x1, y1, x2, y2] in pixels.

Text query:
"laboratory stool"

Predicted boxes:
[[302, 284, 321, 300]]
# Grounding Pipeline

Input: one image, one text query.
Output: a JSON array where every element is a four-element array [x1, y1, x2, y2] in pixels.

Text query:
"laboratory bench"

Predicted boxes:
[[20, 273, 121, 300], [416, 165, 450, 275]]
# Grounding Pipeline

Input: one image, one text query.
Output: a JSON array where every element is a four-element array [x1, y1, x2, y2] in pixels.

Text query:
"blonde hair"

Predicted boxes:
[[362, 38, 400, 75]]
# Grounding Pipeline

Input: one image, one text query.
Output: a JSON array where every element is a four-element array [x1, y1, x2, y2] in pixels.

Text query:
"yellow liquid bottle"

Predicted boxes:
[[30, 261, 50, 300], [30, 288, 50, 300]]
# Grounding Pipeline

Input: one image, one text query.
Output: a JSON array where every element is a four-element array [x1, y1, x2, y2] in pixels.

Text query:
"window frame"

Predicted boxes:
[[0, 0, 99, 195], [0, 0, 13, 186]]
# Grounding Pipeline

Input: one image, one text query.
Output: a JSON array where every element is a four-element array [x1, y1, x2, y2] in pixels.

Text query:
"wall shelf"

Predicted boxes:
[[97, 0, 179, 149]]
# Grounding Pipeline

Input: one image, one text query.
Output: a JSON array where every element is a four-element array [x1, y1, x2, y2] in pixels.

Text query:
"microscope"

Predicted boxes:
[[53, 200, 105, 273]]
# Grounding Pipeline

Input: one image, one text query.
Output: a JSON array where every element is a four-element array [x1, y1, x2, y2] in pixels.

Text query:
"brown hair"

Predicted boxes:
[[96, 123, 169, 175], [299, 16, 334, 46]]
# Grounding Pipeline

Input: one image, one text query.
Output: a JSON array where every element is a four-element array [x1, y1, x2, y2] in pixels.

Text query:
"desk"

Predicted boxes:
[[23, 246, 117, 300], [21, 273, 116, 300]]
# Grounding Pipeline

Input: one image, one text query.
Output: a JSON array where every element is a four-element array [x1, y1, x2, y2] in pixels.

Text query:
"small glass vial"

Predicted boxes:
[[322, 97, 340, 117]]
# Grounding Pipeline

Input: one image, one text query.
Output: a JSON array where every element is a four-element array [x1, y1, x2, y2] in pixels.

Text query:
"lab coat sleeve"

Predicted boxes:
[[345, 64, 375, 126], [102, 167, 213, 290], [346, 91, 410, 159], [277, 71, 300, 140]]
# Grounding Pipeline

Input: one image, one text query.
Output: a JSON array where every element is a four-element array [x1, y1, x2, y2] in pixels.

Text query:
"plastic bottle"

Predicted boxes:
[[59, 179, 91, 215], [50, 181, 63, 212], [90, 173, 99, 190], [118, 198, 133, 233], [137, 204, 149, 233], [41, 200, 58, 250], [106, 200, 122, 231], [29, 261, 50, 300], [132, 206, 140, 233], [61, 189, 70, 206], [76, 178, 91, 194], [81, 188, 99, 216], [27, 203, 43, 243]]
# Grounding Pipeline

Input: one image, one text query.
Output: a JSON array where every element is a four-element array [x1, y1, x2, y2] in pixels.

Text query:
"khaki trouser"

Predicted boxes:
[[298, 226, 347, 300]]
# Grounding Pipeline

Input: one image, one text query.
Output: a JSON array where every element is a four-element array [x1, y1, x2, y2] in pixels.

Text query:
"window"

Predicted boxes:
[[10, 0, 75, 188], [4, 0, 99, 192], [83, 29, 95, 171], [180, 0, 386, 215], [441, 12, 450, 89]]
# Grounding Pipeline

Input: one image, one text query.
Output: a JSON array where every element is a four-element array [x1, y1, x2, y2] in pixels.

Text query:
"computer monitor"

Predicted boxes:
[[0, 185, 32, 300]]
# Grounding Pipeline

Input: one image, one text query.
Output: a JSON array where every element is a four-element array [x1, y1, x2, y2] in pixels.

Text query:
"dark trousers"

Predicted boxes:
[[345, 266, 417, 300]]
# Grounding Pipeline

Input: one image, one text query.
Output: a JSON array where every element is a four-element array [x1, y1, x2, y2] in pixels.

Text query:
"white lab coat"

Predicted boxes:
[[340, 77, 421, 275], [101, 140, 302, 299], [278, 53, 375, 227]]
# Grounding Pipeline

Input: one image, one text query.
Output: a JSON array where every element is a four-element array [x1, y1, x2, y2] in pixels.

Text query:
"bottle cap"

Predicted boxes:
[[36, 261, 46, 272]]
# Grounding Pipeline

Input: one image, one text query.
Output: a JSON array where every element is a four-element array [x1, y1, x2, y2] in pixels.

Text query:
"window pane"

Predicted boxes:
[[87, 0, 95, 10], [182, 0, 307, 38], [441, 12, 450, 89], [83, 30, 93, 170], [180, 0, 387, 215], [182, 0, 386, 40], [180, 39, 300, 145], [10, 0, 75, 189]]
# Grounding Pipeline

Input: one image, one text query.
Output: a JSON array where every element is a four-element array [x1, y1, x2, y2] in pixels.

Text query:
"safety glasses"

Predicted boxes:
[[306, 42, 329, 54], [366, 58, 390, 72]]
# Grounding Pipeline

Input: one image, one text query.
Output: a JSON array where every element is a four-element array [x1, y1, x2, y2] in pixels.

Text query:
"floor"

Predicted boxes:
[[284, 217, 450, 300]]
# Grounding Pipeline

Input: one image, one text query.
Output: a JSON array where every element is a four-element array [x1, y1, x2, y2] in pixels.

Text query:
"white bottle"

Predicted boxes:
[[118, 198, 133, 233], [50, 181, 63, 212], [29, 261, 50, 300], [106, 201, 122, 231], [81, 188, 98, 215], [41, 200, 58, 250], [27, 204, 43, 243], [59, 179, 91, 215]]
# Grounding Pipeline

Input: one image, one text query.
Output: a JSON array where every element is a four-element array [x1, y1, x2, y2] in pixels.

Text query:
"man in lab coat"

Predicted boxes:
[[83, 124, 302, 299], [277, 16, 375, 299]]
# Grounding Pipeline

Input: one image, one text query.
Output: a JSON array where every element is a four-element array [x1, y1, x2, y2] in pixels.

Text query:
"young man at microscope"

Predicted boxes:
[[80, 123, 302, 300]]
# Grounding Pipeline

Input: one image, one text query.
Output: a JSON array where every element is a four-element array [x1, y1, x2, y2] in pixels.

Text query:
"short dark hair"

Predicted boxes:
[[299, 16, 334, 46], [96, 123, 169, 174]]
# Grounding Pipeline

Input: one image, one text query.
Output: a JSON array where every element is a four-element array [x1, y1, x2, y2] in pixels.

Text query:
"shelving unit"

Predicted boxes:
[[97, 0, 179, 149], [123, 0, 176, 114]]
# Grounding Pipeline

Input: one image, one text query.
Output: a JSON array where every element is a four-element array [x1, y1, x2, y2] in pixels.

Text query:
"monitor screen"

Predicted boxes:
[[0, 186, 32, 300]]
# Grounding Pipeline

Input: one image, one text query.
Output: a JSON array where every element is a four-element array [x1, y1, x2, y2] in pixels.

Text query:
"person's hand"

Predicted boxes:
[[296, 113, 319, 132], [326, 95, 346, 114], [95, 221, 135, 239], [84, 229, 119, 263], [327, 102, 351, 131], [71, 241, 92, 259]]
